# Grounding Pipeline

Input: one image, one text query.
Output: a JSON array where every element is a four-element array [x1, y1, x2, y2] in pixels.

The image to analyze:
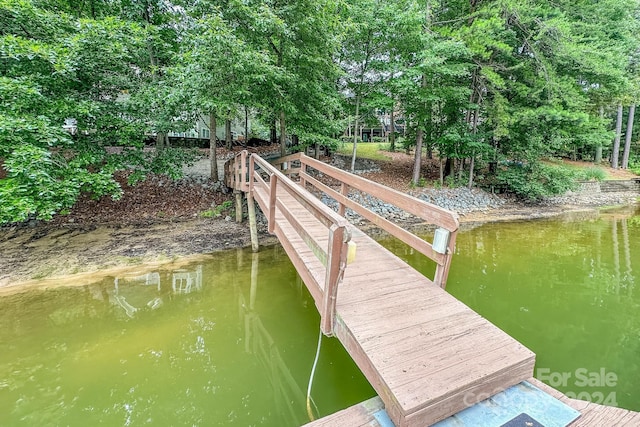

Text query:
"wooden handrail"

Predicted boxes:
[[272, 151, 459, 288], [245, 152, 352, 335], [223, 148, 460, 334]]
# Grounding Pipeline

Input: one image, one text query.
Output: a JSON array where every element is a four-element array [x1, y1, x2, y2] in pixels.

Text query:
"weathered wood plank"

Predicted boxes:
[[301, 171, 446, 266], [229, 152, 538, 427], [302, 397, 384, 427], [275, 197, 328, 267], [300, 155, 459, 231]]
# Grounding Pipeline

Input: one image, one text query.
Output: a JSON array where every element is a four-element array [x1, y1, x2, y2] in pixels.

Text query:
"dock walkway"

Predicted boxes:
[[225, 151, 535, 426], [305, 379, 640, 426]]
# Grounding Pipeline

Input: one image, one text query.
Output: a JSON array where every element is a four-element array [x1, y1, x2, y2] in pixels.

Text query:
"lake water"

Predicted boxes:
[[1, 206, 638, 426], [0, 247, 374, 426], [381, 206, 640, 412]]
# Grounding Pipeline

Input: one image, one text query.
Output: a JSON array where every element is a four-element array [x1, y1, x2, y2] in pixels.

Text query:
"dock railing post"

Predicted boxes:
[[433, 232, 457, 288], [339, 183, 349, 217], [320, 224, 349, 336], [247, 154, 259, 252], [240, 150, 248, 191], [268, 174, 277, 234], [300, 159, 307, 188]]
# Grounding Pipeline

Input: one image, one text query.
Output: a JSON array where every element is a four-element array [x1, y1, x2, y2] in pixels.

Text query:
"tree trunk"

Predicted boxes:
[[244, 106, 249, 148], [156, 131, 166, 150], [444, 157, 453, 178], [351, 95, 361, 172], [209, 112, 218, 181], [622, 103, 635, 169], [412, 71, 429, 185], [467, 94, 480, 188], [612, 103, 623, 169], [595, 106, 604, 163], [390, 107, 395, 151], [225, 117, 232, 150], [279, 110, 286, 157], [270, 119, 277, 145], [468, 154, 475, 189], [412, 128, 423, 185]]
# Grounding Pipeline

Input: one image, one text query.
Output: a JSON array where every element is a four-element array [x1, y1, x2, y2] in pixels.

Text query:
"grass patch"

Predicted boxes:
[[576, 166, 607, 182], [200, 200, 234, 218], [335, 142, 392, 161]]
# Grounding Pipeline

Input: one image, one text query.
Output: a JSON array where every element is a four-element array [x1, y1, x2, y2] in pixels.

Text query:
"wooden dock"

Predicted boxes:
[[529, 379, 640, 426], [225, 151, 536, 426], [304, 380, 640, 426]]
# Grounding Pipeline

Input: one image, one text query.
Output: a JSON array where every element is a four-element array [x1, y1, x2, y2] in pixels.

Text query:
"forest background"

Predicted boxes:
[[2, 0, 640, 224]]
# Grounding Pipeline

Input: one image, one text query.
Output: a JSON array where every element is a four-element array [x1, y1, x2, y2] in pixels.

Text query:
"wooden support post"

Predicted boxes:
[[300, 160, 307, 188], [250, 251, 259, 310], [235, 191, 243, 223], [433, 231, 457, 289], [247, 191, 259, 252], [321, 225, 347, 336], [240, 150, 248, 191], [268, 175, 277, 234], [339, 183, 349, 217]]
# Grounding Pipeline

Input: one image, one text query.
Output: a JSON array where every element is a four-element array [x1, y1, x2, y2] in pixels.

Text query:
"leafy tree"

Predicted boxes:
[[166, 12, 270, 181], [0, 0, 194, 223]]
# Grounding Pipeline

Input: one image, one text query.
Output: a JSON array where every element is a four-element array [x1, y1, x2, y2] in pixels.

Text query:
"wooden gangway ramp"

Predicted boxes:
[[225, 151, 535, 427]]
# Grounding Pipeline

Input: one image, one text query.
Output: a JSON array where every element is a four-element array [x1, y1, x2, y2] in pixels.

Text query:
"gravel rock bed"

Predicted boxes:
[[319, 186, 507, 223], [541, 191, 639, 207], [413, 188, 506, 214]]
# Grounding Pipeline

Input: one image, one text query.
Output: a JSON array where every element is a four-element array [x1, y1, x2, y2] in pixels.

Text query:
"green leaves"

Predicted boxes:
[[496, 161, 578, 201], [0, 0, 195, 224]]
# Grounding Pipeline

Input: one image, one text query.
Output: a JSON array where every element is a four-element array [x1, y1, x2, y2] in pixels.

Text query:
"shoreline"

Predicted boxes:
[[1, 198, 637, 292]]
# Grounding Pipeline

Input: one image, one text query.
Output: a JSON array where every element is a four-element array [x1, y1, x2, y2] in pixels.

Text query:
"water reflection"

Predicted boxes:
[[238, 253, 308, 426], [106, 266, 203, 318], [0, 247, 373, 426]]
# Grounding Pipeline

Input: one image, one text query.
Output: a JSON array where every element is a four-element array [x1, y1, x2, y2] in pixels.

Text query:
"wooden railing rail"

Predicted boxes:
[[274, 152, 459, 288], [246, 153, 352, 336], [224, 150, 249, 192], [224, 148, 460, 333]]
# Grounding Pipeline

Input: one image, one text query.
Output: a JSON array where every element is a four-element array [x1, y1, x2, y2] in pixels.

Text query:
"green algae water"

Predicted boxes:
[[0, 246, 374, 426], [2, 207, 639, 426], [382, 206, 640, 412]]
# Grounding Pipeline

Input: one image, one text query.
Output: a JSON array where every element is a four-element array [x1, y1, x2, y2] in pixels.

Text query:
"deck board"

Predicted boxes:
[[259, 184, 535, 426], [233, 167, 535, 426], [305, 382, 640, 427]]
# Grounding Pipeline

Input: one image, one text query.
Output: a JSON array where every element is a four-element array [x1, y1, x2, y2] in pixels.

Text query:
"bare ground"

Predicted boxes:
[[1, 146, 637, 290]]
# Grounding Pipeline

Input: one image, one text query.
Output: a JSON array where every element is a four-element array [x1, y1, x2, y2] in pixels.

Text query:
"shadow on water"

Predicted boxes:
[[0, 246, 374, 426]]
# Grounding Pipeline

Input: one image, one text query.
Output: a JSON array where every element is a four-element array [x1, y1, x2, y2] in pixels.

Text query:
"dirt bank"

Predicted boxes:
[[1, 146, 637, 290], [2, 197, 637, 291]]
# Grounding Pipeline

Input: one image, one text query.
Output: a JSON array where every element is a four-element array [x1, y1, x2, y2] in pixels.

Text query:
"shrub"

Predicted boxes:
[[577, 167, 607, 182], [497, 161, 577, 201]]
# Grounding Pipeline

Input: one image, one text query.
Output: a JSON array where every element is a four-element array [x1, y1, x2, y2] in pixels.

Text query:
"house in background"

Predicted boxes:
[[345, 109, 406, 142], [168, 115, 251, 145]]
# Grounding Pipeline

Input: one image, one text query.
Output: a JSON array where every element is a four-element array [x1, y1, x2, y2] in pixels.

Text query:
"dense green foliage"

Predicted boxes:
[[2, 0, 640, 222]]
